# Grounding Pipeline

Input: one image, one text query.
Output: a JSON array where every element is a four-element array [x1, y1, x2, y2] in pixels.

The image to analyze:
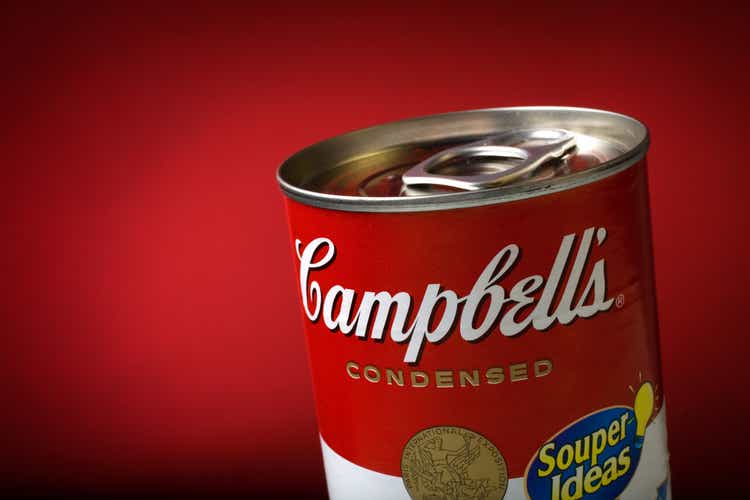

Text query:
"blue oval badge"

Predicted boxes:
[[525, 382, 654, 499]]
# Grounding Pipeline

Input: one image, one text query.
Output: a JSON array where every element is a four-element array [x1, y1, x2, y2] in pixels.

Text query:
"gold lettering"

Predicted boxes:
[[386, 369, 404, 386], [556, 444, 574, 470], [551, 473, 561, 500], [485, 367, 505, 384], [411, 371, 429, 387], [435, 370, 454, 388], [617, 447, 631, 475], [510, 363, 528, 382], [591, 428, 607, 466], [574, 435, 590, 464], [458, 369, 480, 387], [607, 419, 620, 446], [600, 456, 619, 485], [561, 465, 583, 499], [363, 365, 381, 383], [344, 360, 557, 387], [346, 361, 360, 379], [537, 443, 556, 477], [534, 358, 553, 377], [583, 465, 602, 493]]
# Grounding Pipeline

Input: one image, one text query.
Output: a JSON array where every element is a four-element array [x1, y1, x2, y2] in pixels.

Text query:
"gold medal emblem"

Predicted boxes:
[[401, 426, 508, 500]]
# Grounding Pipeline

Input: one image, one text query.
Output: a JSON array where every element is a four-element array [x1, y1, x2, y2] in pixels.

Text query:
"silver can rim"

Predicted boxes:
[[276, 106, 649, 213]]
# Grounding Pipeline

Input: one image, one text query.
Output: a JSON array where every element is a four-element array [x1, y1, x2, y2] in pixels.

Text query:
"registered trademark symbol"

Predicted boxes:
[[615, 294, 625, 308]]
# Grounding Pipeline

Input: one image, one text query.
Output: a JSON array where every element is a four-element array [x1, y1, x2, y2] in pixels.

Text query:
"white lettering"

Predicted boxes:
[[295, 228, 614, 363]]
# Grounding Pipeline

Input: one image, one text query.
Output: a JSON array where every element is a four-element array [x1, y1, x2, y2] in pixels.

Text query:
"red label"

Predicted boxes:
[[283, 160, 663, 478]]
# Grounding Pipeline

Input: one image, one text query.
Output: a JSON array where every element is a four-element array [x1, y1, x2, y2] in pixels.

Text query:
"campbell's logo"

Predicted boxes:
[[295, 227, 614, 363]]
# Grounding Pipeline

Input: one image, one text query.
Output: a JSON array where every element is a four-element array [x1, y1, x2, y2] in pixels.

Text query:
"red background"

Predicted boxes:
[[2, 3, 747, 498]]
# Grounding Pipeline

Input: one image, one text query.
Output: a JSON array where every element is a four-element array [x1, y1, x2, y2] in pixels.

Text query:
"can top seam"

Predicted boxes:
[[277, 106, 649, 213]]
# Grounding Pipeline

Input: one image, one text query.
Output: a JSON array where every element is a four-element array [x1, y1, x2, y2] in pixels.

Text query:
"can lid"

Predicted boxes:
[[401, 128, 576, 191], [277, 107, 649, 212]]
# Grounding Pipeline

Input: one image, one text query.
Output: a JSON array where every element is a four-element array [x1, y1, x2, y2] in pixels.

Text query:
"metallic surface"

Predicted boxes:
[[401, 128, 576, 191], [277, 107, 649, 212]]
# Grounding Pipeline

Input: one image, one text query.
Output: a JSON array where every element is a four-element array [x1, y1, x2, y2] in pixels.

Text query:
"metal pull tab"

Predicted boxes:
[[401, 128, 576, 191]]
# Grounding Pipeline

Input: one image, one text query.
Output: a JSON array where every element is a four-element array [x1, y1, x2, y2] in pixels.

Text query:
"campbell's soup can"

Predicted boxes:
[[277, 107, 671, 500]]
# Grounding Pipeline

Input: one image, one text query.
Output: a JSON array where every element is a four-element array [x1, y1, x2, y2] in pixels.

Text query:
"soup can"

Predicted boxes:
[[277, 107, 671, 500]]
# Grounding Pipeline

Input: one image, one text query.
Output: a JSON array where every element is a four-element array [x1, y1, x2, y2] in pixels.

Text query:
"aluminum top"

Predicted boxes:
[[277, 107, 649, 212]]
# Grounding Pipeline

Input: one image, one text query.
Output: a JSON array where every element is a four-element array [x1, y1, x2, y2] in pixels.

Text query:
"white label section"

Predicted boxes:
[[320, 405, 671, 500]]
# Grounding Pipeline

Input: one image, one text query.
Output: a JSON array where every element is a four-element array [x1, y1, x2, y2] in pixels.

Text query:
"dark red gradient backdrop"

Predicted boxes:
[[2, 3, 748, 498]]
